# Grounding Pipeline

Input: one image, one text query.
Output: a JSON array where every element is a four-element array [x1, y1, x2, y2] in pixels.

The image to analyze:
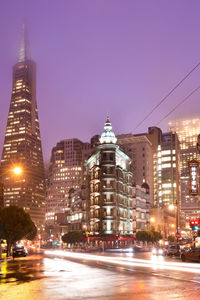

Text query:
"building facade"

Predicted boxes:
[[169, 118, 200, 228], [117, 133, 154, 206], [86, 117, 135, 236], [0, 25, 45, 228], [67, 187, 87, 232], [46, 136, 99, 223], [134, 184, 150, 231], [152, 131, 180, 208], [46, 139, 83, 223]]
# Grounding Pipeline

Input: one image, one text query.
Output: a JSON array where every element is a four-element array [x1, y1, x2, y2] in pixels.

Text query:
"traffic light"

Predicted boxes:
[[190, 218, 200, 230], [115, 234, 120, 241]]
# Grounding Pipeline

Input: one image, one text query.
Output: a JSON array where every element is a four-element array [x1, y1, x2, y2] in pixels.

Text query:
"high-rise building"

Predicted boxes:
[[118, 127, 180, 234], [117, 133, 154, 206], [46, 139, 83, 223], [138, 127, 180, 209], [0, 25, 45, 228], [169, 118, 200, 227], [46, 136, 100, 224], [153, 132, 180, 208], [86, 117, 135, 236]]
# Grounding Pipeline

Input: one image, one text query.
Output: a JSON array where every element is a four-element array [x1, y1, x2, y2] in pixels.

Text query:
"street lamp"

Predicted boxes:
[[150, 217, 155, 231], [0, 165, 23, 207], [12, 166, 23, 176], [168, 204, 179, 242], [0, 165, 23, 257], [168, 204, 175, 211]]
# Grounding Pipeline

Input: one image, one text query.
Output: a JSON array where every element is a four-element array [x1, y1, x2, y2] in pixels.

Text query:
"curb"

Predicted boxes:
[[0, 257, 12, 262]]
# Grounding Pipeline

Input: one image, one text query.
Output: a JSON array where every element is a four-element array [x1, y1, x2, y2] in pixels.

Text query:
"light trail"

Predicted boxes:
[[104, 253, 200, 269], [45, 250, 200, 274]]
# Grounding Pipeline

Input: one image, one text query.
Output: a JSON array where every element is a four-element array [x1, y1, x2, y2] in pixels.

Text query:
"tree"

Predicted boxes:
[[62, 231, 83, 244], [168, 235, 175, 243], [0, 206, 37, 256], [136, 231, 152, 242], [151, 231, 162, 243], [136, 230, 162, 243], [25, 223, 37, 240]]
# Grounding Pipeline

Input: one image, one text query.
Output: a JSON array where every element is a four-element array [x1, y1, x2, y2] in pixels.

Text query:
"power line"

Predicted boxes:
[[133, 61, 200, 131], [156, 84, 200, 126]]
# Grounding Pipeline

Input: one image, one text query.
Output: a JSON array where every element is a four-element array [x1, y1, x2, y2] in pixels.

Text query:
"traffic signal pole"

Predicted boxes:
[[190, 219, 200, 248]]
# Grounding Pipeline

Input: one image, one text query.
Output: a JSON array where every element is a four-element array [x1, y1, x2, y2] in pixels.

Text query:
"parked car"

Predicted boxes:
[[180, 246, 190, 254], [12, 245, 27, 258], [167, 245, 180, 256], [181, 247, 200, 262]]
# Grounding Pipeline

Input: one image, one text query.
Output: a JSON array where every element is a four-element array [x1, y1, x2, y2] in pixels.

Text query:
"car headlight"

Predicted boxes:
[[158, 249, 163, 255], [152, 248, 157, 254]]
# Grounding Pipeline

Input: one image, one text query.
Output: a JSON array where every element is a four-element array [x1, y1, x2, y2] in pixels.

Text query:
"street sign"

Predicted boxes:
[[175, 233, 181, 239], [188, 160, 199, 196]]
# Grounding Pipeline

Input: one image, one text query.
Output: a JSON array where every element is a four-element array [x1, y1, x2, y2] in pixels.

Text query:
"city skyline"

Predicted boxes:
[[1, 1, 200, 162], [1, 3, 200, 297]]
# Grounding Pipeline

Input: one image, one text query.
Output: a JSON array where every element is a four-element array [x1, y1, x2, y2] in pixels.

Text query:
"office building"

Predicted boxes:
[[46, 139, 83, 223], [117, 134, 154, 206], [46, 134, 99, 223], [0, 25, 45, 228], [152, 131, 180, 208], [169, 118, 200, 228]]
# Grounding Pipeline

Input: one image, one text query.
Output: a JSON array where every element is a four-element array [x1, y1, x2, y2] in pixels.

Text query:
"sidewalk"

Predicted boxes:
[[0, 254, 12, 262]]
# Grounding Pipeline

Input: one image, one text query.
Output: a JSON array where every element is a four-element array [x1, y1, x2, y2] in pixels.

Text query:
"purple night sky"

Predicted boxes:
[[1, 1, 200, 162]]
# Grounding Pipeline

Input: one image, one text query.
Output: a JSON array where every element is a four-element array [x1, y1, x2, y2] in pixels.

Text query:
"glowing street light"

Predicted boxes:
[[150, 217, 155, 223], [12, 166, 23, 176], [168, 204, 175, 211]]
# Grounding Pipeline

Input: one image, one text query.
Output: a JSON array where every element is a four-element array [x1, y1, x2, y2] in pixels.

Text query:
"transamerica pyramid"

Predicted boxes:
[[0, 25, 45, 229]]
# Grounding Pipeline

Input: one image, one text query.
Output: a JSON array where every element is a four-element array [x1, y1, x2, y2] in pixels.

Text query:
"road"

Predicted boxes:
[[1, 250, 200, 299]]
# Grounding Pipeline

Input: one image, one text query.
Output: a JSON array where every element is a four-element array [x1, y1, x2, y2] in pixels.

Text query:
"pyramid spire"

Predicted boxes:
[[18, 23, 31, 62], [1, 27, 45, 228], [99, 116, 117, 144]]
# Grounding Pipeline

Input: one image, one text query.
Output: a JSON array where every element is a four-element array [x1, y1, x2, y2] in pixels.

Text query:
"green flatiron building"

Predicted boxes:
[[0, 25, 45, 229]]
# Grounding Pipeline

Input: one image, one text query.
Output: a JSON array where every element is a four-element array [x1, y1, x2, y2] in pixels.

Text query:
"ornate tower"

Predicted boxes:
[[86, 117, 134, 236], [0, 25, 45, 228]]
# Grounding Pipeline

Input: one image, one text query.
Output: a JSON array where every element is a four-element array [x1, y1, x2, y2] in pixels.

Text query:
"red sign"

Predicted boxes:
[[175, 233, 181, 239]]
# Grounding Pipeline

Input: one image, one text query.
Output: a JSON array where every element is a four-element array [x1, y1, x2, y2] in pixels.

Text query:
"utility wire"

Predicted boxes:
[[156, 84, 200, 126], [133, 61, 200, 131]]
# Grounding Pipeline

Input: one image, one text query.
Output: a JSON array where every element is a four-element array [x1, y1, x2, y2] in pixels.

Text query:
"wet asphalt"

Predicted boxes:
[[0, 252, 200, 300]]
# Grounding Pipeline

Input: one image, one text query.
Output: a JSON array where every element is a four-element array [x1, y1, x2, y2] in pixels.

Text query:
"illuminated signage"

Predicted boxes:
[[197, 134, 200, 154], [188, 160, 199, 196]]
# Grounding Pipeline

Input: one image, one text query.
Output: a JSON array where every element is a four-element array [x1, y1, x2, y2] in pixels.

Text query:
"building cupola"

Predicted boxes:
[[99, 116, 117, 144]]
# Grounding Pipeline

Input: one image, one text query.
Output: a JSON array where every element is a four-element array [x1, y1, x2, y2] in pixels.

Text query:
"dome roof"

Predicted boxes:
[[99, 117, 117, 144]]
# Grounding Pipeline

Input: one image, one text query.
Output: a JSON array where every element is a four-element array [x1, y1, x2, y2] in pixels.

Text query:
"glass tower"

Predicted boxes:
[[0, 25, 45, 228], [153, 132, 180, 208], [169, 118, 200, 228]]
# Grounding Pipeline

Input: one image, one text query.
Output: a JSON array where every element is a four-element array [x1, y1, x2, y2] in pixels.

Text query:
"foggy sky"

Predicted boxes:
[[1, 1, 200, 162]]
